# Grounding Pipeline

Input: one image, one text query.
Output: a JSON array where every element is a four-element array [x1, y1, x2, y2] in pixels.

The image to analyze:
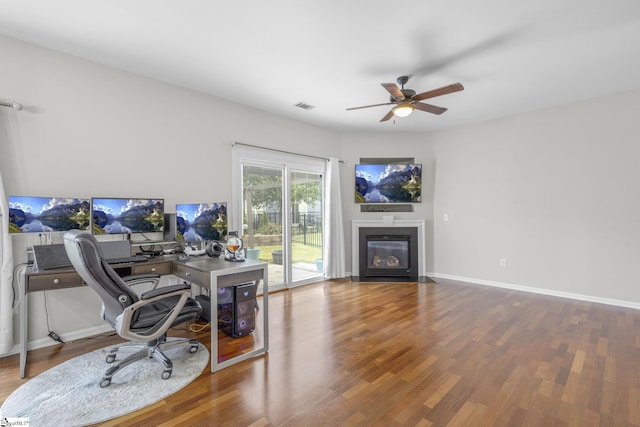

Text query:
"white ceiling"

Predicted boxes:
[[1, 1, 640, 132]]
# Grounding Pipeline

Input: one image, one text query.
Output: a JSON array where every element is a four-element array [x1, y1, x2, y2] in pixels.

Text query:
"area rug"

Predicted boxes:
[[0, 338, 208, 426]]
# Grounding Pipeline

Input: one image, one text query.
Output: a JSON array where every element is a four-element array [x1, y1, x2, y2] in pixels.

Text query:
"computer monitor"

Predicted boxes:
[[8, 196, 90, 233], [175, 202, 227, 242], [91, 198, 164, 235]]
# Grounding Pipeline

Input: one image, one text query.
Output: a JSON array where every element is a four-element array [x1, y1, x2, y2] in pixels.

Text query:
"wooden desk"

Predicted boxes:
[[20, 256, 268, 377]]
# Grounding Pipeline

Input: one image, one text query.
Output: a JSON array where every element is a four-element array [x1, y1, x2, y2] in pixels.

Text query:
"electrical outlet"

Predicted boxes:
[[499, 258, 507, 268], [443, 214, 449, 222]]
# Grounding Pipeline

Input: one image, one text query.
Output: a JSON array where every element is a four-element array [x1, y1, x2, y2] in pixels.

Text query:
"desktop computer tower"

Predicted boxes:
[[217, 282, 256, 338]]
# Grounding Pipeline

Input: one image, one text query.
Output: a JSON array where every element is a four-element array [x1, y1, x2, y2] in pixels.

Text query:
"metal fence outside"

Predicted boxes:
[[249, 212, 322, 248]]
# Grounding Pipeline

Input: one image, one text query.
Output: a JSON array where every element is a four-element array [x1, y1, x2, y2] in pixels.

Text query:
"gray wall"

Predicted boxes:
[[432, 89, 640, 304]]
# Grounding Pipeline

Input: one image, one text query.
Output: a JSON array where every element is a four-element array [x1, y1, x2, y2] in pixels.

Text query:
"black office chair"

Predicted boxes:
[[63, 230, 202, 387]]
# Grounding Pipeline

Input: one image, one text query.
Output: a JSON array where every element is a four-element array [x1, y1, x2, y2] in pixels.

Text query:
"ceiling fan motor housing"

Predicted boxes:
[[390, 89, 415, 103], [389, 76, 415, 101], [402, 89, 416, 99]]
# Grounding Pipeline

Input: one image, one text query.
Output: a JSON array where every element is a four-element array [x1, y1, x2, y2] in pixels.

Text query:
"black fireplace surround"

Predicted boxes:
[[358, 227, 419, 280]]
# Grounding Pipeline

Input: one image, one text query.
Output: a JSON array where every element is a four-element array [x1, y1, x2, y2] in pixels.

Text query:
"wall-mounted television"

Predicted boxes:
[[8, 196, 91, 233], [355, 164, 422, 203], [91, 198, 164, 234], [175, 202, 227, 242]]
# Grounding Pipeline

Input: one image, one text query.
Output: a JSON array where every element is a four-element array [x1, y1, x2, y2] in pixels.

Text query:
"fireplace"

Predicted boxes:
[[359, 227, 419, 279], [351, 217, 427, 281]]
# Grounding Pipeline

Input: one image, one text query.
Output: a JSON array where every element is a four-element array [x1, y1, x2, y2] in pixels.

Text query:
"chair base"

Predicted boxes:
[[99, 335, 200, 388]]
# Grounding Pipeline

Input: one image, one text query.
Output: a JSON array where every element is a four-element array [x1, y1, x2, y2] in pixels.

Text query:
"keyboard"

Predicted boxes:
[[105, 255, 149, 264]]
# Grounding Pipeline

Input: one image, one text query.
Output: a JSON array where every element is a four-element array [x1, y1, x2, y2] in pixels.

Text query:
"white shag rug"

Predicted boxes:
[[0, 339, 208, 426]]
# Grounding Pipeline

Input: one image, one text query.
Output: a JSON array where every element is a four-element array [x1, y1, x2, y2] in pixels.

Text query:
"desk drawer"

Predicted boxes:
[[133, 261, 171, 275], [27, 272, 84, 292], [173, 264, 210, 288]]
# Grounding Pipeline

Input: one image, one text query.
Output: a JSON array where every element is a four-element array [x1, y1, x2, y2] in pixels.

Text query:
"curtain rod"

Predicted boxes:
[[232, 141, 343, 163]]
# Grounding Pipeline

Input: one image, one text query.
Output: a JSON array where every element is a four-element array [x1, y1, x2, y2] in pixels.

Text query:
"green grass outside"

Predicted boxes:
[[249, 242, 322, 264]]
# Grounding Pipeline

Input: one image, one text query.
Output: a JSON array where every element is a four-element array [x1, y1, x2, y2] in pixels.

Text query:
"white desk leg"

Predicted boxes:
[[210, 276, 218, 373], [19, 293, 28, 378], [262, 267, 269, 352]]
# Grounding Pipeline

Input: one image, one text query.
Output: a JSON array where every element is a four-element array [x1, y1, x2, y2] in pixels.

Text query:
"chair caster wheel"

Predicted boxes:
[[100, 377, 112, 388], [189, 345, 198, 353], [106, 354, 116, 363], [162, 369, 172, 380]]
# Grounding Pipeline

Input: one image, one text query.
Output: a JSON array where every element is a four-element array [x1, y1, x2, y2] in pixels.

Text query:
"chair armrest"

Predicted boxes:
[[140, 283, 191, 300], [121, 273, 161, 290], [115, 286, 192, 342]]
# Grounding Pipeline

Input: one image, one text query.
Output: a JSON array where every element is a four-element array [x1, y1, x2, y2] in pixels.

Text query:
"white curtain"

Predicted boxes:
[[0, 171, 14, 354], [323, 158, 345, 278]]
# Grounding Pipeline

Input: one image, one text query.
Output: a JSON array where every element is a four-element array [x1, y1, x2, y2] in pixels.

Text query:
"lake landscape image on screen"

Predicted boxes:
[[92, 198, 164, 234], [8, 196, 90, 233], [355, 164, 422, 203], [176, 202, 227, 242]]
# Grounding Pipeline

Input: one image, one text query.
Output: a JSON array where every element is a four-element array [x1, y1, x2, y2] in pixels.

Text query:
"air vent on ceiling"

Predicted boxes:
[[294, 101, 315, 111]]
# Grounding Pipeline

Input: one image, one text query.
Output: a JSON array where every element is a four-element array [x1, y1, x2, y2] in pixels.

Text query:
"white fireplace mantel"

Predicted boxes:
[[352, 216, 426, 276]]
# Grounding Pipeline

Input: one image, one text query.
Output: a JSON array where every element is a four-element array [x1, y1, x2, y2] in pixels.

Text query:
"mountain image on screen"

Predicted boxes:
[[355, 164, 422, 203], [8, 196, 90, 233], [92, 198, 164, 234], [176, 202, 227, 242]]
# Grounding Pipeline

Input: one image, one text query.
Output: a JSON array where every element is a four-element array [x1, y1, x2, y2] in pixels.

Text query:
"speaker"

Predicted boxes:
[[195, 295, 212, 323], [163, 213, 176, 241], [206, 241, 223, 258], [218, 282, 256, 338]]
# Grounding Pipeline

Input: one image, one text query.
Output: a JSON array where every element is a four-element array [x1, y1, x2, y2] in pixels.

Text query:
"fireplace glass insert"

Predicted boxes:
[[367, 240, 409, 269]]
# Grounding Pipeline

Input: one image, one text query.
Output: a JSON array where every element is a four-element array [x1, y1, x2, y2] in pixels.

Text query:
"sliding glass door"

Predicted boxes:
[[290, 170, 323, 283], [233, 146, 325, 290]]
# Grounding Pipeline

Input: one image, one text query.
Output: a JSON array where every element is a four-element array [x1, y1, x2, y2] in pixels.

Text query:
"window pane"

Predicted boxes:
[[242, 164, 283, 288], [291, 170, 323, 282]]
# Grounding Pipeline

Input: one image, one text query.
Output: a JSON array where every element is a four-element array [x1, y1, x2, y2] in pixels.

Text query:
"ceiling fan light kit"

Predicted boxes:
[[393, 101, 414, 117], [346, 76, 464, 123]]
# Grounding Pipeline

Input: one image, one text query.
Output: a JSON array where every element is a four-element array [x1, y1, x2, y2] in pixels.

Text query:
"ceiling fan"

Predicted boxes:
[[346, 75, 464, 122]]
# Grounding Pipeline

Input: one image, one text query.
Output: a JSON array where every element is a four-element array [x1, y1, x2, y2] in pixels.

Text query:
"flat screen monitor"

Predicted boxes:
[[91, 198, 164, 235], [355, 164, 422, 203], [175, 202, 227, 242], [8, 196, 90, 233]]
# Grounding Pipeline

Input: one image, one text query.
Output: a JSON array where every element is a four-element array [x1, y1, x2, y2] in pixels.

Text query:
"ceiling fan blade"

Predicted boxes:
[[380, 109, 395, 122], [413, 82, 464, 101], [413, 102, 448, 115], [381, 83, 405, 101], [346, 102, 394, 111]]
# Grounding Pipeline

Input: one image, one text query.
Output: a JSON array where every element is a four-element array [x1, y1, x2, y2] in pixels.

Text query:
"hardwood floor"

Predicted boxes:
[[2, 278, 640, 426]]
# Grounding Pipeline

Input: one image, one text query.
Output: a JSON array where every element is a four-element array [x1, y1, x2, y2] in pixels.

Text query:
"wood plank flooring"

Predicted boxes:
[[2, 278, 640, 426]]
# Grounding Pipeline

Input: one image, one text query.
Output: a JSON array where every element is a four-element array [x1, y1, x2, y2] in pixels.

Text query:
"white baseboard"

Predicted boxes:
[[430, 273, 640, 310], [2, 324, 113, 359]]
